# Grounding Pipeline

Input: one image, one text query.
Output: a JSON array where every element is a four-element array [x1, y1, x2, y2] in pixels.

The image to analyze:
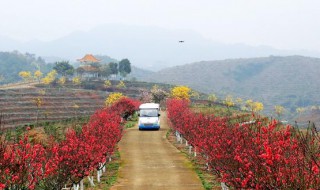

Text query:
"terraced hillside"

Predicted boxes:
[[0, 88, 106, 128]]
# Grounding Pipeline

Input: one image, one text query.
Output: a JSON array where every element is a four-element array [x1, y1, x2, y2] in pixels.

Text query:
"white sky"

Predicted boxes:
[[0, 0, 319, 51]]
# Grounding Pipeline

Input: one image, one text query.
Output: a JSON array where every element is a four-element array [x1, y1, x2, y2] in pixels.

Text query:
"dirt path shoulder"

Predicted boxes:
[[111, 111, 203, 190]]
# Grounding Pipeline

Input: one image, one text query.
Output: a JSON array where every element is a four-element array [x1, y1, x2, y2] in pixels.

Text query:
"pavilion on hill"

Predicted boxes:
[[76, 54, 101, 78], [77, 54, 100, 64]]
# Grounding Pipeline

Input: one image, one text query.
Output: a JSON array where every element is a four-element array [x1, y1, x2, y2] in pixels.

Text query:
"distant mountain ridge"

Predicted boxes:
[[142, 56, 320, 116], [1, 24, 320, 71]]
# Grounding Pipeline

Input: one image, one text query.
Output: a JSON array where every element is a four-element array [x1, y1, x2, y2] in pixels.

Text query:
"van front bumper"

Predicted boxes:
[[139, 124, 160, 130]]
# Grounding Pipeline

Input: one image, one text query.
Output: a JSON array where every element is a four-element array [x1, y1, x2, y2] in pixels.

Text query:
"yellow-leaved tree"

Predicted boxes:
[[245, 99, 254, 111], [33, 97, 43, 125], [116, 81, 126, 88], [105, 92, 124, 106], [19, 71, 32, 81], [252, 101, 264, 112], [208, 94, 218, 102], [104, 80, 112, 88], [274, 105, 285, 119], [34, 70, 43, 83], [170, 86, 191, 100], [41, 70, 57, 85], [245, 99, 264, 112], [236, 98, 243, 105], [296, 107, 306, 115], [224, 95, 235, 107], [58, 76, 66, 86], [72, 76, 81, 86]]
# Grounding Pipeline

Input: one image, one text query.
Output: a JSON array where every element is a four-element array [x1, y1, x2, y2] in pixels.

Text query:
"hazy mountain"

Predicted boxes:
[[127, 66, 154, 81], [1, 24, 320, 71], [0, 51, 53, 84], [143, 56, 320, 117]]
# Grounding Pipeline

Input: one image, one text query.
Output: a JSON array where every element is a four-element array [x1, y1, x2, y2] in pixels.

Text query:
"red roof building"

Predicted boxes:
[[77, 54, 100, 63]]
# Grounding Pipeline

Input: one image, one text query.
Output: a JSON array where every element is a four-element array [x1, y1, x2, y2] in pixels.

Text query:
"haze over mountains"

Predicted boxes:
[[142, 56, 320, 118], [1, 24, 319, 121], [1, 24, 320, 71]]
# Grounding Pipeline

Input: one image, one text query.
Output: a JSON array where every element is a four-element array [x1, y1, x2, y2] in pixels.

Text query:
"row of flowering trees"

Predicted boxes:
[[0, 97, 140, 190], [167, 99, 320, 189]]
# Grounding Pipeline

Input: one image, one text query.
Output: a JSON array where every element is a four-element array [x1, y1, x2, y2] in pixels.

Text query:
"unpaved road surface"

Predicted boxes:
[[0, 82, 37, 89], [111, 112, 203, 190]]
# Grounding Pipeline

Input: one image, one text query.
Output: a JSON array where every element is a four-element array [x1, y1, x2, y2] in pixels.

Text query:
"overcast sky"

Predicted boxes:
[[0, 0, 319, 51]]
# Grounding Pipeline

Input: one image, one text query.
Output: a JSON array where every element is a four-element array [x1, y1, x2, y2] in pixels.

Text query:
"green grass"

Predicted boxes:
[[124, 121, 136, 129], [166, 129, 219, 190], [124, 112, 138, 129], [195, 167, 213, 190], [81, 150, 121, 190], [166, 128, 172, 139], [103, 151, 121, 189]]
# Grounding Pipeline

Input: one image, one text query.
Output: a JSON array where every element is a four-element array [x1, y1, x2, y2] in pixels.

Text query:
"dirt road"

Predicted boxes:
[[0, 82, 37, 89], [111, 112, 203, 190]]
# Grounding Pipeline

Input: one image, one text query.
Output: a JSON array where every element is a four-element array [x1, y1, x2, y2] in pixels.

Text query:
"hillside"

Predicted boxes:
[[0, 51, 153, 86], [0, 79, 175, 129], [0, 51, 53, 84], [144, 56, 320, 117], [0, 88, 106, 128]]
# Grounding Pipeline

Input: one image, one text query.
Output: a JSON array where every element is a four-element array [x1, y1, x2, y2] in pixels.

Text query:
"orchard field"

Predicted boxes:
[[167, 99, 320, 189], [0, 95, 140, 190], [0, 88, 106, 129], [0, 82, 319, 190]]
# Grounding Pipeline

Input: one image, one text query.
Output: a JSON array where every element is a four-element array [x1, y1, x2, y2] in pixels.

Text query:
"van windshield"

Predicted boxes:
[[139, 109, 158, 117]]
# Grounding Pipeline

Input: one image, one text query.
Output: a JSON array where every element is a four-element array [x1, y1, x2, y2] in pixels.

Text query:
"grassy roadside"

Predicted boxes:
[[166, 129, 221, 190], [85, 115, 138, 189], [83, 150, 121, 190], [124, 112, 138, 129]]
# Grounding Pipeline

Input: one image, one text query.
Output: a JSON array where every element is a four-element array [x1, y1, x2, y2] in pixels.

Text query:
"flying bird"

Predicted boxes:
[[179, 41, 184, 43]]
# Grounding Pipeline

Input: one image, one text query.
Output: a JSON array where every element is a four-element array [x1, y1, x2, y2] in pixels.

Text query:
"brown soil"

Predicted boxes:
[[111, 112, 203, 190]]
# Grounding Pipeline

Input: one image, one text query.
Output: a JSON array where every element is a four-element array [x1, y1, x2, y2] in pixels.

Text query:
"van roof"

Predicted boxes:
[[139, 103, 160, 109]]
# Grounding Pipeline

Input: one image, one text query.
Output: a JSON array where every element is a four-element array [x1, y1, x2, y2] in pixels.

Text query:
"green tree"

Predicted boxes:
[[53, 61, 74, 76], [119, 59, 131, 78], [0, 51, 53, 84], [99, 64, 112, 78], [109, 62, 118, 75]]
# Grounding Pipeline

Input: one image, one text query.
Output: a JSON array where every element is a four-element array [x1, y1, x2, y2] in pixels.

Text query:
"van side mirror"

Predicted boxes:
[[158, 113, 161, 116]]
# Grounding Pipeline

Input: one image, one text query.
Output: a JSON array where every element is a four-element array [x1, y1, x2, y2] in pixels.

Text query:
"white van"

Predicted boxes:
[[138, 103, 160, 130]]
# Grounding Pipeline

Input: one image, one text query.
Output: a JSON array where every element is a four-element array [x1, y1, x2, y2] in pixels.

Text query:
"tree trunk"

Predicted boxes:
[[73, 183, 79, 190], [102, 163, 106, 172], [97, 169, 101, 183], [88, 176, 95, 187], [80, 179, 84, 190], [221, 182, 229, 190]]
